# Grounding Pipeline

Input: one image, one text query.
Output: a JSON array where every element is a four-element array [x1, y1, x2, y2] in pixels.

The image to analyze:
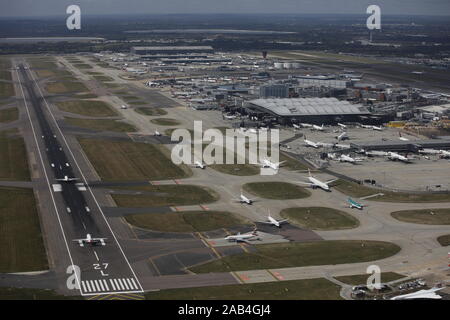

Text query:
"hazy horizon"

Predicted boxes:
[[1, 0, 450, 17]]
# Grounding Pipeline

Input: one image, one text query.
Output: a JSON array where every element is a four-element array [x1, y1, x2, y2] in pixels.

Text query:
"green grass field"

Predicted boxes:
[[0, 58, 11, 70], [0, 70, 12, 81], [243, 182, 311, 200], [0, 82, 14, 99], [73, 63, 93, 69], [145, 278, 342, 300], [56, 100, 118, 117], [391, 209, 450, 225], [189, 240, 401, 273], [333, 180, 450, 202], [335, 272, 406, 285], [0, 130, 30, 181], [0, 287, 81, 300], [78, 138, 190, 181], [45, 81, 88, 94], [0, 107, 18, 123], [135, 107, 168, 116], [210, 163, 261, 176], [437, 235, 450, 246], [92, 75, 114, 82], [125, 210, 248, 232], [0, 187, 48, 272], [150, 118, 181, 126], [64, 117, 136, 133], [112, 184, 218, 207], [280, 207, 359, 230]]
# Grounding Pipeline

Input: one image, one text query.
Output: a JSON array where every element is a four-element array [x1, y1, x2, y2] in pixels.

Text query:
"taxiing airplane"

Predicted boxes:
[[233, 193, 254, 205], [73, 234, 107, 247], [259, 158, 286, 170], [297, 169, 337, 191], [347, 197, 365, 210], [258, 212, 288, 228], [225, 229, 260, 243]]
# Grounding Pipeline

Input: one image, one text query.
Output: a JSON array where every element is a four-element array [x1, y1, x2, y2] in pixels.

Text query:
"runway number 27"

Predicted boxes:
[[93, 263, 109, 276]]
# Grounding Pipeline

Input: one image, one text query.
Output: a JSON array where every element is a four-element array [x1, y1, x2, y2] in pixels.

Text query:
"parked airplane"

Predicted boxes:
[[391, 287, 444, 300], [387, 152, 413, 163], [56, 176, 79, 182], [154, 130, 161, 136], [292, 123, 301, 130], [304, 136, 320, 148], [224, 114, 237, 120], [337, 123, 347, 129], [372, 125, 383, 131], [347, 197, 364, 210], [418, 148, 441, 155], [233, 193, 254, 205], [336, 132, 348, 141], [299, 123, 313, 128], [339, 154, 364, 164], [259, 157, 286, 170], [258, 212, 288, 228], [73, 234, 107, 247], [439, 150, 450, 158], [225, 229, 260, 243], [398, 132, 409, 141], [312, 124, 325, 131], [297, 169, 337, 191], [365, 150, 389, 157]]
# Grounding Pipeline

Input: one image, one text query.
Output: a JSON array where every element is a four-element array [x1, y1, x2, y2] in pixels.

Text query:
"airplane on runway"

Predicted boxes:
[[347, 197, 365, 210], [258, 212, 288, 228], [73, 234, 107, 247], [258, 157, 286, 170], [232, 192, 254, 205], [297, 169, 337, 191], [304, 136, 320, 148], [225, 229, 260, 243], [56, 175, 79, 182], [387, 152, 413, 163]]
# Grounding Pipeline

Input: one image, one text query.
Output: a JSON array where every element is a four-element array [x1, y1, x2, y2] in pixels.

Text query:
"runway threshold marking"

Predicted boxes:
[[81, 278, 141, 295]]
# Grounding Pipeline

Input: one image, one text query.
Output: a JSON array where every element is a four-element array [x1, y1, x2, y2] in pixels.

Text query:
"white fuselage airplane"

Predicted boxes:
[[73, 234, 107, 247], [292, 124, 301, 130], [398, 132, 409, 141], [154, 130, 161, 136], [300, 123, 313, 128], [193, 160, 205, 169], [372, 125, 383, 131], [419, 148, 441, 155], [304, 137, 320, 148], [439, 150, 450, 158], [225, 230, 259, 243], [298, 170, 337, 191], [387, 152, 413, 163], [234, 193, 254, 205], [258, 214, 288, 228], [337, 123, 347, 129], [339, 154, 362, 164], [312, 124, 325, 131], [56, 175, 79, 182], [336, 132, 348, 141], [259, 158, 286, 170]]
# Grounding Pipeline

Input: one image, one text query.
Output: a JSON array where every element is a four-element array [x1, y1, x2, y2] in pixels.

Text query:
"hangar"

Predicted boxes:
[[245, 98, 370, 124]]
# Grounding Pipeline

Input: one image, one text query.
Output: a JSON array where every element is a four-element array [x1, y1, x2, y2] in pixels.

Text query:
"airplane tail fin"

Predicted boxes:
[[308, 169, 312, 177]]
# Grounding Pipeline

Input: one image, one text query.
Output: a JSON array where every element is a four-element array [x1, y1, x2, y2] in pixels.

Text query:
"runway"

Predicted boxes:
[[15, 62, 143, 296]]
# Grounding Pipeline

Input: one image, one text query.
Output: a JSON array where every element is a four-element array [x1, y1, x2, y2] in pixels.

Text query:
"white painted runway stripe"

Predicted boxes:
[[81, 278, 139, 293]]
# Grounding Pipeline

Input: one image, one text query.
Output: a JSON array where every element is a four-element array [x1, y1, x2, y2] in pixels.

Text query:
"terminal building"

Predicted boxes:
[[131, 46, 214, 55], [245, 97, 370, 124]]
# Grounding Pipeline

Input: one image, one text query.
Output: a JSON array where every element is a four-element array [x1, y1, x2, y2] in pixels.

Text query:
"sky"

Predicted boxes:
[[1, 0, 449, 17]]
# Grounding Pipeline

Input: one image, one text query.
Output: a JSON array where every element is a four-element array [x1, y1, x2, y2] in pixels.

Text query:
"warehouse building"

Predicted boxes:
[[245, 97, 370, 124], [131, 46, 214, 55]]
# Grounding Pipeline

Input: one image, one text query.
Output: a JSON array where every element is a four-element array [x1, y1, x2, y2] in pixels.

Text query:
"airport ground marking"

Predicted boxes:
[[28, 65, 144, 295], [16, 63, 82, 295]]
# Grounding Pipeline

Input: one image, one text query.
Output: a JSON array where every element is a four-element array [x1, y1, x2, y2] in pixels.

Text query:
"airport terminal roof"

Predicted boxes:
[[248, 98, 369, 116], [131, 46, 214, 51]]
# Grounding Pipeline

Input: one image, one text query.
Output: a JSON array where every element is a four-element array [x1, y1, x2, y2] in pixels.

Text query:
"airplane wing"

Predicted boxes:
[[325, 179, 338, 184]]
